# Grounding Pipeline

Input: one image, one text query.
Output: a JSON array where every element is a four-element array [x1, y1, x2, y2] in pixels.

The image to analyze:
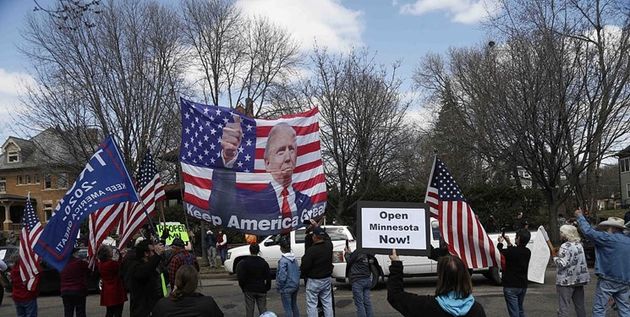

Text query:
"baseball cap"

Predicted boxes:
[[171, 237, 185, 248], [312, 227, 325, 236]]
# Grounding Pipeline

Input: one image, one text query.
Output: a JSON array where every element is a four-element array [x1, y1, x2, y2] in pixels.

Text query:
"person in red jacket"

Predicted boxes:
[[11, 255, 40, 317], [60, 248, 89, 317], [97, 245, 127, 317]]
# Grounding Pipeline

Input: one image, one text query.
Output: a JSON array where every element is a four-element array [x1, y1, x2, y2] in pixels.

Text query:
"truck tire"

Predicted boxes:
[[369, 265, 380, 289], [483, 266, 502, 285]]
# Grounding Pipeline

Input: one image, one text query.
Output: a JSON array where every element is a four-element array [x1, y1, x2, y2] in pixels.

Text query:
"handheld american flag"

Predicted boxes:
[[117, 151, 165, 248], [180, 98, 327, 235], [424, 157, 502, 269], [87, 203, 126, 268], [19, 196, 43, 291]]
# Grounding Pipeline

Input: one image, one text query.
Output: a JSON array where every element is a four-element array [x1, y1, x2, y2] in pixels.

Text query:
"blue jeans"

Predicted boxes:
[[352, 277, 373, 317], [219, 248, 227, 265], [503, 287, 527, 317], [305, 277, 333, 317], [592, 278, 630, 317], [15, 299, 38, 317], [280, 291, 300, 317]]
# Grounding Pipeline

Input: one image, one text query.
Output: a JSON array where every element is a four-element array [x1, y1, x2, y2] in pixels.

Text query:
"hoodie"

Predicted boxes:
[[276, 252, 300, 293], [436, 292, 475, 316], [387, 261, 486, 317]]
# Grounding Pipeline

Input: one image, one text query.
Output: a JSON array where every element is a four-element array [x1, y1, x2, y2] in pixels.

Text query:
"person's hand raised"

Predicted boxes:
[[221, 114, 242, 163], [389, 249, 399, 262], [574, 209, 583, 218]]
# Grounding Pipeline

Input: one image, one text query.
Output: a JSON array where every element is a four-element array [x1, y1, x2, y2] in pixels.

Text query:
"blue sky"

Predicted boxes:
[[0, 0, 494, 142]]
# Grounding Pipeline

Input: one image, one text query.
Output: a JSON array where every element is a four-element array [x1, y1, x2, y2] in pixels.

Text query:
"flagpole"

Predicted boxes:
[[424, 154, 438, 217]]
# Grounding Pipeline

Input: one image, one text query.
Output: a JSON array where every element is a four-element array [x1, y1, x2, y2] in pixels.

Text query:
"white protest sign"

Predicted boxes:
[[357, 201, 430, 256]]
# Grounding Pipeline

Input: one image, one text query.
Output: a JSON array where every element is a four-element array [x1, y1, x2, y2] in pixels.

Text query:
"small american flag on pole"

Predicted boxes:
[[425, 157, 502, 269], [19, 195, 43, 291], [87, 203, 126, 268], [117, 151, 165, 248]]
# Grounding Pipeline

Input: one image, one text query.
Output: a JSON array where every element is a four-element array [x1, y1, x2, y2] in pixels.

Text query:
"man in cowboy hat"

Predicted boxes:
[[575, 209, 630, 317]]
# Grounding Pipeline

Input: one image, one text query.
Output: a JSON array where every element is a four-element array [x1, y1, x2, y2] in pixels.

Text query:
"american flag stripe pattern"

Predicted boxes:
[[117, 151, 165, 248], [87, 203, 125, 268], [180, 99, 327, 211], [425, 157, 502, 269], [19, 197, 43, 291]]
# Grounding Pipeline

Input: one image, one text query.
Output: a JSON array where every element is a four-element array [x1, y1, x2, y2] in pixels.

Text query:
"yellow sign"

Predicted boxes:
[[156, 222, 190, 245]]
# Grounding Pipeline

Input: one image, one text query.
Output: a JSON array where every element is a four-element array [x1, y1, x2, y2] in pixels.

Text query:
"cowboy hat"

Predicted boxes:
[[597, 217, 626, 230]]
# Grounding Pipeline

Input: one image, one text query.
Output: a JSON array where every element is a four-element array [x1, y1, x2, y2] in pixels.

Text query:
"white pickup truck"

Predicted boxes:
[[224, 220, 532, 288]]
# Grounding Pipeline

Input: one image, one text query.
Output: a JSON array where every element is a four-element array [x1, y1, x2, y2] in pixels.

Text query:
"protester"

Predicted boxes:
[[236, 243, 271, 317], [387, 250, 486, 316], [301, 226, 334, 317], [60, 248, 89, 317], [97, 245, 127, 317], [575, 209, 630, 316], [11, 255, 39, 317], [152, 265, 223, 317], [276, 240, 300, 317], [553, 224, 589, 317], [497, 229, 531, 317], [205, 229, 218, 269], [513, 212, 528, 230], [624, 209, 630, 226], [167, 237, 199, 289], [216, 229, 228, 266], [0, 257, 7, 306], [128, 239, 165, 317], [344, 244, 374, 317]]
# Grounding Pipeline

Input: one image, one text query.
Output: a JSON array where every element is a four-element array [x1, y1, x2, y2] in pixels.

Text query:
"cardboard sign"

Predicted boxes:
[[356, 201, 430, 256], [156, 222, 190, 245]]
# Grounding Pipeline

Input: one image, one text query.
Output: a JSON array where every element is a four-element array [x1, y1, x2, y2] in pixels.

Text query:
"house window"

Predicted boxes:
[[34, 174, 40, 184], [44, 174, 52, 189], [25, 175, 31, 184], [0, 177, 5, 193], [57, 172, 68, 189], [7, 151, 19, 163], [621, 158, 630, 173], [17, 175, 23, 185], [627, 184, 630, 200], [44, 203, 54, 222]]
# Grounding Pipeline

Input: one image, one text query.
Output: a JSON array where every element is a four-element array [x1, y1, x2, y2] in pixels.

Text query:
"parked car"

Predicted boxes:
[[224, 220, 535, 289], [1, 245, 101, 293]]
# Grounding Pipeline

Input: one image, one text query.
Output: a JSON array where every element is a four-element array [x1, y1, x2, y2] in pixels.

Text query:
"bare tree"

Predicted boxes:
[[20, 0, 186, 172], [301, 48, 410, 220], [417, 0, 630, 241], [181, 0, 300, 114]]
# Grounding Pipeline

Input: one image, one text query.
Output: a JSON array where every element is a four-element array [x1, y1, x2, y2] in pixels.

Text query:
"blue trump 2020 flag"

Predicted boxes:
[[34, 136, 139, 271]]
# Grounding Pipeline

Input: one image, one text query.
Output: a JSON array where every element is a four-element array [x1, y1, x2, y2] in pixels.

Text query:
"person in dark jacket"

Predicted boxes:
[[344, 246, 373, 317], [60, 248, 89, 317], [497, 229, 531, 317], [387, 250, 486, 317], [128, 239, 165, 317], [301, 226, 334, 317], [97, 245, 127, 317], [236, 243, 272, 317], [276, 241, 300, 317], [152, 265, 223, 317]]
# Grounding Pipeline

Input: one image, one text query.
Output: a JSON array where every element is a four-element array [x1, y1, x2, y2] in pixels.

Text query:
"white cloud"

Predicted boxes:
[[235, 0, 364, 53], [400, 0, 500, 24], [0, 68, 36, 96]]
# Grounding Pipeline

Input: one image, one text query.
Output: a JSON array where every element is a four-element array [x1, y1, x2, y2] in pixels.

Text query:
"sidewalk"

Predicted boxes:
[[198, 264, 231, 279]]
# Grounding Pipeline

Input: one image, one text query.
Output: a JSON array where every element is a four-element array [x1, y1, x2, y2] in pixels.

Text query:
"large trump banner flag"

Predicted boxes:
[[180, 98, 327, 235], [35, 136, 139, 271]]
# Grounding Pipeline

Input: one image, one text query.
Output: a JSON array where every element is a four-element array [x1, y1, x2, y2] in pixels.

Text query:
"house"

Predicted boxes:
[[617, 145, 630, 209], [0, 129, 75, 231]]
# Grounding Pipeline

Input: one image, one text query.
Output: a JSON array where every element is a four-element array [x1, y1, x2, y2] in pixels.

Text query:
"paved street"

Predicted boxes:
[[0, 269, 620, 316]]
